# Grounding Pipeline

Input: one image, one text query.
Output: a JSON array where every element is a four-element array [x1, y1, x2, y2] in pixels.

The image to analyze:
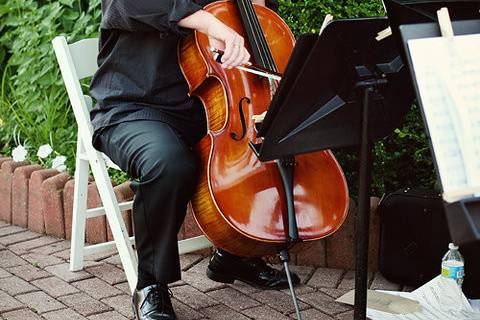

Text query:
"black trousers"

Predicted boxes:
[[95, 120, 201, 285]]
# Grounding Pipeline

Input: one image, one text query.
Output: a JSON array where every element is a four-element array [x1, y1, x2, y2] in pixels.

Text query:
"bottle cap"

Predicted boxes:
[[449, 243, 459, 250]]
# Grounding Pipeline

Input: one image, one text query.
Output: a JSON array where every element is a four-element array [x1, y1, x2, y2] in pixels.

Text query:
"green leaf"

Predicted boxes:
[[58, 0, 75, 8]]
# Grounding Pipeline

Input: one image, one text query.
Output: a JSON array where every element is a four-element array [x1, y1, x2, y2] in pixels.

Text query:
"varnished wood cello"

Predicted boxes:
[[178, 0, 349, 257]]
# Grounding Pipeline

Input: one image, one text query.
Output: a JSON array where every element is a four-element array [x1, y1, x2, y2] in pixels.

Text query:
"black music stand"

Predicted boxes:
[[398, 19, 480, 246], [252, 17, 414, 320], [383, 0, 480, 61], [383, 0, 480, 244]]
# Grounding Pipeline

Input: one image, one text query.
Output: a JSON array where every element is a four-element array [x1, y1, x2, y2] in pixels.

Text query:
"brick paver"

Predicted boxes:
[[200, 304, 250, 320], [0, 268, 11, 279], [58, 292, 112, 316], [298, 291, 352, 316], [0, 250, 27, 268], [0, 289, 24, 313], [84, 247, 118, 262], [335, 310, 354, 320], [182, 268, 228, 293], [44, 263, 92, 283], [171, 285, 219, 310], [307, 267, 344, 289], [0, 222, 407, 320], [180, 253, 204, 271], [2, 308, 43, 320], [7, 264, 50, 282], [73, 277, 122, 300], [172, 299, 205, 320], [207, 287, 260, 311], [241, 305, 291, 320], [101, 254, 122, 266], [88, 311, 129, 320], [32, 276, 79, 298], [42, 308, 88, 320], [228, 280, 261, 295], [284, 265, 315, 285], [0, 276, 38, 296], [9, 236, 60, 254], [252, 290, 310, 314], [101, 294, 134, 318], [337, 270, 374, 290], [21, 252, 64, 268], [16, 291, 65, 314], [51, 248, 71, 260], [30, 240, 71, 255], [0, 226, 25, 237], [295, 308, 335, 320], [0, 231, 41, 246], [318, 287, 351, 299], [114, 282, 131, 294], [85, 263, 126, 285]]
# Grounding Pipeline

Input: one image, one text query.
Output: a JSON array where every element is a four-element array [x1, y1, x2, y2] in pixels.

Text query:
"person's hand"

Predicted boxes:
[[178, 10, 250, 69], [206, 21, 250, 69]]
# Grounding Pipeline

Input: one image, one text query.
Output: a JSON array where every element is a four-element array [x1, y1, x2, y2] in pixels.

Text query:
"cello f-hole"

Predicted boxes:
[[230, 96, 250, 141]]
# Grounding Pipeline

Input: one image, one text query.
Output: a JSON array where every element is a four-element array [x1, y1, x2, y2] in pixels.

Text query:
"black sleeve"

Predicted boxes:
[[101, 0, 203, 37]]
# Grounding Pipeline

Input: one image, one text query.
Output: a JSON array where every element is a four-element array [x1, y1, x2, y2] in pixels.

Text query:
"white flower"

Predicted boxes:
[[37, 144, 53, 158], [12, 145, 28, 162], [52, 155, 67, 172]]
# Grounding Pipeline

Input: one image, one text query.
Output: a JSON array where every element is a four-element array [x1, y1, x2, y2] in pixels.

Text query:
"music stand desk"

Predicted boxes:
[[399, 19, 480, 245]]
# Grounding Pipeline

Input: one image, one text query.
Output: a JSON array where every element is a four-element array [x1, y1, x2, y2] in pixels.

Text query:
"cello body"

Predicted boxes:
[[178, 0, 349, 257]]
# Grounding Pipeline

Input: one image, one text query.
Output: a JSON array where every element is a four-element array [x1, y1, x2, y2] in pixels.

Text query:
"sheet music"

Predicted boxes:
[[407, 34, 480, 202], [365, 276, 480, 320]]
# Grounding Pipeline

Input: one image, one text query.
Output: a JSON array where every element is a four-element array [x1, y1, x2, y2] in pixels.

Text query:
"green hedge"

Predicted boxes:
[[0, 0, 100, 169], [0, 0, 436, 195]]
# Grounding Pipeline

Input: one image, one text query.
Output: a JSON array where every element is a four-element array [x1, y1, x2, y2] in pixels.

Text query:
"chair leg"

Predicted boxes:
[[70, 138, 89, 272], [87, 147, 138, 292]]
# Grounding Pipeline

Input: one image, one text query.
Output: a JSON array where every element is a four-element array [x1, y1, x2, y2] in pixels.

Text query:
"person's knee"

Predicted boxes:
[[141, 150, 198, 186]]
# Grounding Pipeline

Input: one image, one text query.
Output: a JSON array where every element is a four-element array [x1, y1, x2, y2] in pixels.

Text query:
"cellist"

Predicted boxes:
[[89, 1, 300, 319]]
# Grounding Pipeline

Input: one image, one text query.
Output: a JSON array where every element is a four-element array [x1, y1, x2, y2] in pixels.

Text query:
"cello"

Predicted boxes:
[[178, 0, 349, 258]]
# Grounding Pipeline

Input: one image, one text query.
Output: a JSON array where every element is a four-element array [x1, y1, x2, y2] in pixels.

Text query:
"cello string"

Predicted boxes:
[[237, 0, 268, 68], [243, 0, 277, 71], [242, 0, 274, 70], [240, 0, 279, 95], [237, 0, 280, 96]]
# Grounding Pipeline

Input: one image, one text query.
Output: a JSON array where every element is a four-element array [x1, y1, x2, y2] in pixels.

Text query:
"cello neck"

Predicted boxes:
[[235, 0, 278, 73]]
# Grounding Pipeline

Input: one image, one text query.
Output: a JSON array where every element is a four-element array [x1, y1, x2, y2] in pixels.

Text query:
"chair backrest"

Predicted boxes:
[[53, 36, 121, 170], [52, 36, 99, 134], [68, 38, 99, 80]]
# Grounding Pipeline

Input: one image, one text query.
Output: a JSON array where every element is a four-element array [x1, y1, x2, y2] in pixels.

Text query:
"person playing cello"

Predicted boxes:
[[89, 1, 300, 319]]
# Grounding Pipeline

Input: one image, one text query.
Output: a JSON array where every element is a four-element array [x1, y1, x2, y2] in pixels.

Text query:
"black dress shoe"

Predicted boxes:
[[132, 284, 176, 320], [206, 249, 300, 290]]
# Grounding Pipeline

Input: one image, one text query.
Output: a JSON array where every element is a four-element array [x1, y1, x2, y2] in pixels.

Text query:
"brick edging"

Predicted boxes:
[[0, 157, 381, 270], [0, 158, 135, 249]]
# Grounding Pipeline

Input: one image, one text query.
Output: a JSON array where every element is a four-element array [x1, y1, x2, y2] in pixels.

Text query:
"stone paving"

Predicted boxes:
[[0, 221, 409, 320]]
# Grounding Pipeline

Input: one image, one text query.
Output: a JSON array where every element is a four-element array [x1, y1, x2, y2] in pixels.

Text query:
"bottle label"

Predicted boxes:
[[441, 264, 464, 279]]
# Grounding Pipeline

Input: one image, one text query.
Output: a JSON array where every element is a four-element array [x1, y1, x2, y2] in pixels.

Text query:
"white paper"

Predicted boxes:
[[407, 34, 480, 202], [470, 300, 480, 312], [336, 289, 421, 314], [366, 276, 480, 320]]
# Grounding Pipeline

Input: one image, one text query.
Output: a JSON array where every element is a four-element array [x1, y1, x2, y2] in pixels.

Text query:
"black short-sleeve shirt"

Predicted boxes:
[[90, 0, 279, 147]]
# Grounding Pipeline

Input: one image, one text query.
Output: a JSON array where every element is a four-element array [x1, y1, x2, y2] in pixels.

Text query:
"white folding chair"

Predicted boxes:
[[52, 36, 212, 293]]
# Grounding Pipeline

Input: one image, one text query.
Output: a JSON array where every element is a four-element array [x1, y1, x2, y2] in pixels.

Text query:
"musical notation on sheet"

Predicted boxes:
[[408, 34, 480, 202]]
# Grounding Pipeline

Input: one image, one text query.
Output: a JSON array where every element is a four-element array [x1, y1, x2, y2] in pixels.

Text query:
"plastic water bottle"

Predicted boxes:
[[441, 243, 464, 287]]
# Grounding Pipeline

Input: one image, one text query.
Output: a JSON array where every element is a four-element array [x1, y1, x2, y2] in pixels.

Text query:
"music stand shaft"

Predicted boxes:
[[354, 86, 375, 320]]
